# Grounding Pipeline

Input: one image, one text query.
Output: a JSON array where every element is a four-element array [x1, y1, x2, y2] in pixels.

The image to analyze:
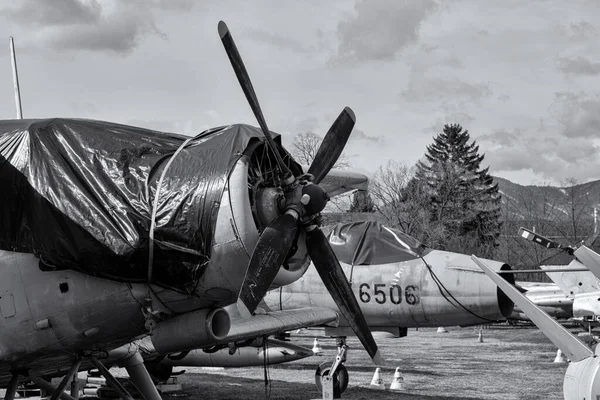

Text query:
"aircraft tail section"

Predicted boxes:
[[471, 255, 593, 363], [575, 245, 600, 281], [540, 260, 600, 296]]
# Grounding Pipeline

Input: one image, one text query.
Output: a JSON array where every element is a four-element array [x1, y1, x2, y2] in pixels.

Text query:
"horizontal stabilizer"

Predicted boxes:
[[223, 307, 339, 343], [574, 245, 600, 281], [540, 261, 600, 296], [471, 255, 593, 362]]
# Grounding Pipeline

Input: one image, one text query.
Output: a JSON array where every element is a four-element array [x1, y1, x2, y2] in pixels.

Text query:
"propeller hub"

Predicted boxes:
[[301, 183, 329, 216]]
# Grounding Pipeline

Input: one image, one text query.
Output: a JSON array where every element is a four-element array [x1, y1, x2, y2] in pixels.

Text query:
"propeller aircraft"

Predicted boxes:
[[0, 21, 381, 400]]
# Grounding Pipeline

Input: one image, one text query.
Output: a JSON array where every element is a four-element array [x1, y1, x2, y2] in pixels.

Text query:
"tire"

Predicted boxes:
[[314, 361, 349, 394]]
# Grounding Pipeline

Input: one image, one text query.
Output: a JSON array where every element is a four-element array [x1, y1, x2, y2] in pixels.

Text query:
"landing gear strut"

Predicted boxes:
[[6, 350, 162, 400], [315, 336, 349, 398]]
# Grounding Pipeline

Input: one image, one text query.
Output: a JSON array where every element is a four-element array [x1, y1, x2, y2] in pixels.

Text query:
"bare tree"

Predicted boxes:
[[369, 161, 446, 247], [291, 132, 350, 169], [560, 177, 591, 242]]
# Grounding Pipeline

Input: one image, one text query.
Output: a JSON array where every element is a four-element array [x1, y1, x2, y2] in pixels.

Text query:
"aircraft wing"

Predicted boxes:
[[315, 169, 369, 197], [471, 255, 593, 362], [222, 307, 339, 342]]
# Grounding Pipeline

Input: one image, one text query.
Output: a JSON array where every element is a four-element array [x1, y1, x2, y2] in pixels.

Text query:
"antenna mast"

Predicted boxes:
[[9, 37, 23, 119]]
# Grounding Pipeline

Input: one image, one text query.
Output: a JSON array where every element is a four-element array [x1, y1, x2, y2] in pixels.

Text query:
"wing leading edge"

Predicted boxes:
[[223, 307, 339, 343]]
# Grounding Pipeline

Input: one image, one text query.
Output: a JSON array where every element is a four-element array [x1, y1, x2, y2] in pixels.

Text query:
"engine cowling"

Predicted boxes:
[[150, 308, 231, 354]]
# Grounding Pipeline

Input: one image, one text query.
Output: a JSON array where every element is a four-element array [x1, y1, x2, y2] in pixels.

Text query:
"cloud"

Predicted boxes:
[[0, 0, 195, 55], [552, 91, 600, 138], [478, 124, 600, 184], [1, 0, 101, 27], [560, 20, 597, 41], [245, 29, 311, 55], [403, 77, 491, 104], [556, 56, 600, 76], [428, 112, 475, 134], [334, 0, 437, 63], [349, 128, 384, 144]]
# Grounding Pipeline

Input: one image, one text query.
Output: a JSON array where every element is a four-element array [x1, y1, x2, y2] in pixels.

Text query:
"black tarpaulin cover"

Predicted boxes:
[[324, 221, 430, 265], [0, 118, 268, 293]]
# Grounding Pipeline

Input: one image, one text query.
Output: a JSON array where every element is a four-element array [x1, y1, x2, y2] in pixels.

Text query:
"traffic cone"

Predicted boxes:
[[553, 349, 568, 363], [312, 338, 323, 355], [389, 367, 404, 391], [369, 367, 385, 390], [437, 326, 448, 333], [478, 328, 483, 343]]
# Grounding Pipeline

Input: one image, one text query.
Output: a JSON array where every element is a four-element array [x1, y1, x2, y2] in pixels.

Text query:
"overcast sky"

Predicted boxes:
[[1, 0, 599, 186]]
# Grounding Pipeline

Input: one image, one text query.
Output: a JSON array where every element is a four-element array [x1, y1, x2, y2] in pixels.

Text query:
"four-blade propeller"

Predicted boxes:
[[218, 21, 381, 364]]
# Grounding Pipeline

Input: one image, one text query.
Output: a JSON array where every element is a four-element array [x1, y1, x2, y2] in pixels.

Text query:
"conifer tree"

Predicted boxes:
[[414, 123, 502, 256], [348, 190, 375, 213]]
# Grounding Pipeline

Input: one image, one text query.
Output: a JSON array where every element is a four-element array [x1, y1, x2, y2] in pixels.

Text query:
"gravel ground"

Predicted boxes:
[[163, 324, 569, 400], [1, 324, 572, 399]]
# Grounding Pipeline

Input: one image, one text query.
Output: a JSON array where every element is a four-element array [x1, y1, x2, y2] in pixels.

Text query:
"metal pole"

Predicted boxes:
[[122, 351, 162, 400], [29, 376, 76, 400], [88, 356, 135, 400], [497, 268, 589, 274], [5, 374, 20, 400], [594, 207, 597, 236], [49, 358, 82, 400], [9, 37, 22, 119]]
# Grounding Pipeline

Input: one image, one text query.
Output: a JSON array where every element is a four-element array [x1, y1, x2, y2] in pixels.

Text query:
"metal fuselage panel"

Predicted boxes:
[[264, 250, 510, 328], [573, 292, 600, 318], [0, 250, 148, 384]]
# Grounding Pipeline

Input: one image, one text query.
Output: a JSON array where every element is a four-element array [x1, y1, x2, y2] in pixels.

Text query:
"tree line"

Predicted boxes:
[[292, 124, 597, 281]]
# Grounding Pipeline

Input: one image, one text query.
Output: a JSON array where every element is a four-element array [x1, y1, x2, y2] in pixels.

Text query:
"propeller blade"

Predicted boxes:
[[237, 213, 298, 318], [305, 226, 382, 364], [307, 107, 356, 184], [218, 21, 292, 180]]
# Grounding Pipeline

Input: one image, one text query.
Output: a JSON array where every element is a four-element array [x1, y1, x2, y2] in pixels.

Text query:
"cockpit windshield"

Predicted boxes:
[[323, 221, 430, 265]]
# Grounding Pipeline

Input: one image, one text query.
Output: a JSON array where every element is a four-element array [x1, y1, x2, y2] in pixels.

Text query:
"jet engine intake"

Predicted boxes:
[[151, 308, 230, 354]]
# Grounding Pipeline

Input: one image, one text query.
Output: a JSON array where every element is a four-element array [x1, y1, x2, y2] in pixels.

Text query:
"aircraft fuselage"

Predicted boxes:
[[264, 250, 514, 330]]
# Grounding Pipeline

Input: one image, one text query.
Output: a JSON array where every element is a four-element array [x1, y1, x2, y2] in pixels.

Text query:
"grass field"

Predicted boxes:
[[165, 325, 569, 400]]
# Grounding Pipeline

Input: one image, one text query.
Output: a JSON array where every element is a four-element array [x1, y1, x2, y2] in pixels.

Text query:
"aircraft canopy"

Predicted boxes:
[[325, 221, 430, 265]]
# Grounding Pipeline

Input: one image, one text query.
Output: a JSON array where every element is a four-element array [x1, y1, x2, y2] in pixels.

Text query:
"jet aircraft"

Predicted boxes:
[[0, 22, 382, 400], [509, 281, 573, 322]]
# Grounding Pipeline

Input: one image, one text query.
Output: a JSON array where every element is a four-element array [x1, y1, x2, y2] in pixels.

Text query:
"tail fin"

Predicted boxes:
[[471, 255, 593, 362], [574, 245, 600, 281], [540, 260, 600, 296]]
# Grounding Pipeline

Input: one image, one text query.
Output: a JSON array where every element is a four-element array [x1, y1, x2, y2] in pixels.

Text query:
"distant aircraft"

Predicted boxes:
[[540, 262, 600, 326], [472, 255, 599, 400], [516, 227, 600, 326], [0, 22, 382, 400], [509, 281, 573, 322]]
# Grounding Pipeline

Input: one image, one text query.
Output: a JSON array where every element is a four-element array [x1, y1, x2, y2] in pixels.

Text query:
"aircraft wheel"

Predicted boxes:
[[315, 361, 349, 394]]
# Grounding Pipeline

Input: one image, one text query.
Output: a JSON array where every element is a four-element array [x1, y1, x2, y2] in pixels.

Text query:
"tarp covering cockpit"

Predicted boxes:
[[323, 221, 430, 265], [0, 118, 277, 293]]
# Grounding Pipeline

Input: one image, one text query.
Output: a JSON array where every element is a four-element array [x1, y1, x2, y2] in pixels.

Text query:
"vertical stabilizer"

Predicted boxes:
[[471, 255, 593, 362], [575, 245, 600, 281], [9, 37, 23, 119]]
